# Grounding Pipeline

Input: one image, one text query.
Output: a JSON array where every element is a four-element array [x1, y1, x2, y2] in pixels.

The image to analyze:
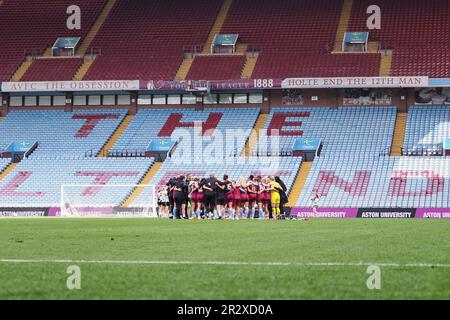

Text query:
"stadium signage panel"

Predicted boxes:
[[415, 208, 450, 219], [282, 76, 429, 89], [213, 34, 239, 46], [142, 79, 282, 91], [1, 207, 449, 218], [444, 138, 450, 150], [357, 208, 416, 218], [47, 207, 153, 217], [291, 208, 358, 218], [290, 208, 443, 218], [1, 80, 140, 92], [344, 32, 369, 44], [0, 208, 50, 217], [292, 138, 321, 151]]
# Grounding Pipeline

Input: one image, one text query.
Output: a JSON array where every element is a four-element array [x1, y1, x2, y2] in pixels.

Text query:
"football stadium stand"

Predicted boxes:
[[347, 0, 450, 78], [0, 0, 106, 81], [0, 1, 449, 214], [252, 107, 397, 156], [186, 55, 246, 80], [0, 0, 448, 80], [297, 156, 450, 208], [0, 158, 154, 207], [83, 0, 223, 80], [0, 105, 447, 211], [0, 109, 127, 157], [0, 159, 11, 174], [220, 0, 381, 78], [20, 58, 84, 81], [403, 106, 450, 155], [110, 108, 260, 157]]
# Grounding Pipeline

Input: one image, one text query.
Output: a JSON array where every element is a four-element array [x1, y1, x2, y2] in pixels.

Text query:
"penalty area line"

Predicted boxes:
[[0, 259, 450, 268]]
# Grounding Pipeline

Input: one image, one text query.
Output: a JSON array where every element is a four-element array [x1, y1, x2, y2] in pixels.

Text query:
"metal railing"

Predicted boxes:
[[401, 146, 444, 157], [182, 45, 204, 58], [85, 47, 102, 57], [379, 147, 391, 157], [106, 149, 149, 158], [328, 40, 391, 54], [24, 49, 45, 59], [85, 149, 150, 158]]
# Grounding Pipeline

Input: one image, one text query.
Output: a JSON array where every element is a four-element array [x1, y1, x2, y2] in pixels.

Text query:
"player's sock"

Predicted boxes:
[[244, 207, 249, 219], [259, 208, 264, 219]]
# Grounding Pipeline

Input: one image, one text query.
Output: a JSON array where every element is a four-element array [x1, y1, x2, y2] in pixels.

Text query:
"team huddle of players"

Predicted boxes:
[[157, 174, 288, 220]]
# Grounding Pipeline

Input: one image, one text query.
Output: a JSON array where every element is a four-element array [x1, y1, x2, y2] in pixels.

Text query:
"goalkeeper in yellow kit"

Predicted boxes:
[[268, 176, 282, 220]]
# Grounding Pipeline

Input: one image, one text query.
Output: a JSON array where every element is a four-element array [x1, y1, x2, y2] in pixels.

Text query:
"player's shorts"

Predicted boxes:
[[197, 192, 204, 203], [174, 196, 186, 205], [190, 192, 198, 202], [248, 193, 257, 201], [271, 193, 280, 204], [225, 192, 234, 202], [217, 196, 226, 206]]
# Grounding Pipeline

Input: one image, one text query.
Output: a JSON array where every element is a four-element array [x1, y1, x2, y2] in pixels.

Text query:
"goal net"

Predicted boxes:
[[60, 184, 157, 217]]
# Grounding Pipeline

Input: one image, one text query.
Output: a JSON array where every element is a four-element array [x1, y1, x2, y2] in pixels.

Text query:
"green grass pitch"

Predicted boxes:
[[0, 218, 449, 299]]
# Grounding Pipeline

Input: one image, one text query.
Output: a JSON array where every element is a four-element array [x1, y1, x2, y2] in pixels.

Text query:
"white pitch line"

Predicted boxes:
[[0, 259, 450, 268]]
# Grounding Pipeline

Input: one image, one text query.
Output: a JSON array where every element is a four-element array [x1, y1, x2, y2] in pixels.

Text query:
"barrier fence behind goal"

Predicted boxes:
[[60, 184, 157, 217]]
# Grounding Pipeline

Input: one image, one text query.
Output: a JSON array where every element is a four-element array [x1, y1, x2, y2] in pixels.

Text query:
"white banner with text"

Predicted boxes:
[[1, 80, 140, 92], [282, 76, 429, 89]]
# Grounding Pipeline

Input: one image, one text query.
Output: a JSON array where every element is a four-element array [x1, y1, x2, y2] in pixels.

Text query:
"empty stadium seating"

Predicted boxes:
[[110, 107, 260, 157], [83, 0, 223, 80], [0, 158, 154, 207], [186, 55, 246, 80], [219, 0, 381, 78], [0, 159, 11, 172], [1, 104, 450, 209], [130, 156, 302, 208], [0, 109, 127, 157], [253, 52, 381, 78], [0, 0, 106, 81], [0, 0, 447, 80], [253, 106, 397, 156], [21, 58, 83, 81], [390, 48, 450, 78], [0, 0, 449, 213], [347, 0, 450, 78], [297, 156, 450, 208], [403, 106, 450, 154]]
